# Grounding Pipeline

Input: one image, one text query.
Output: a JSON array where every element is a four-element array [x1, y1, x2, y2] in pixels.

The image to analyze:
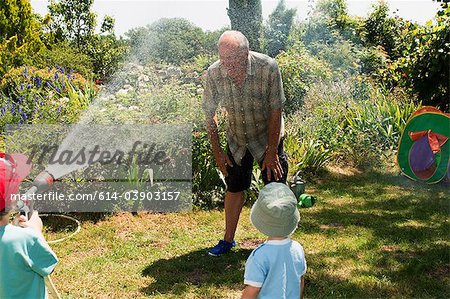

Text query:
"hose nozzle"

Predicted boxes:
[[19, 171, 55, 219]]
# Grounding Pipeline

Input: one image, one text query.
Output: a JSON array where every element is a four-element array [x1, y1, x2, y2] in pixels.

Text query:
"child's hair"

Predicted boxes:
[[250, 182, 300, 237]]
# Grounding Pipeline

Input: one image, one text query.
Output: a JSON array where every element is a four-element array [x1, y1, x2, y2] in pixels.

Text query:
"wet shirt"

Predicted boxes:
[[202, 51, 285, 165], [0, 224, 58, 299]]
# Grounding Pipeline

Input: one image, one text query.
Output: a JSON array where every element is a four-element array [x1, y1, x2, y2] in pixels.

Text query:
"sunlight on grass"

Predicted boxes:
[[44, 170, 449, 298]]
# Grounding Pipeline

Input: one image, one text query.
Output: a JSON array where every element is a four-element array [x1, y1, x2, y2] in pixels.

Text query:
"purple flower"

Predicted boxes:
[[61, 67, 65, 74], [21, 112, 28, 120], [1, 107, 6, 115], [20, 83, 24, 90], [27, 84, 31, 89], [54, 72, 59, 80], [35, 77, 42, 87], [17, 97, 23, 104], [55, 87, 61, 93]]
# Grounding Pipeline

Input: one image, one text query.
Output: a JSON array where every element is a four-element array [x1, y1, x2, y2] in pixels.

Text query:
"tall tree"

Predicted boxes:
[[125, 18, 205, 65], [44, 0, 126, 80], [227, 0, 262, 51], [264, 0, 296, 57], [46, 0, 96, 49], [0, 0, 44, 76]]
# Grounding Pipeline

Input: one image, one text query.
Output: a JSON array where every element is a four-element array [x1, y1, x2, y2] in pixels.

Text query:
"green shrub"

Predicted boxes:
[[357, 45, 388, 75], [32, 43, 94, 79], [389, 4, 450, 110], [285, 77, 419, 172], [276, 43, 332, 114], [192, 130, 225, 209], [306, 38, 358, 79], [284, 134, 331, 176]]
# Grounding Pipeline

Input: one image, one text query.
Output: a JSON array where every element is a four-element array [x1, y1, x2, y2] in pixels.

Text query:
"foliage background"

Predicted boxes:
[[0, 0, 448, 205]]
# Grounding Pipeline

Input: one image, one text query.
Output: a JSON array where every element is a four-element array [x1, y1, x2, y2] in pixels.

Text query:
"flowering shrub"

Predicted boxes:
[[0, 66, 95, 128]]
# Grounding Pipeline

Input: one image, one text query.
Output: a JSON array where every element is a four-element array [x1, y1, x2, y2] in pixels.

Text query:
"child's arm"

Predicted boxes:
[[15, 211, 58, 276], [300, 276, 305, 299], [16, 211, 46, 240], [241, 285, 260, 299]]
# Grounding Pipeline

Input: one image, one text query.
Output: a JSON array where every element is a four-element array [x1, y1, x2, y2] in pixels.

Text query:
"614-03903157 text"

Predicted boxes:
[[10, 191, 181, 202]]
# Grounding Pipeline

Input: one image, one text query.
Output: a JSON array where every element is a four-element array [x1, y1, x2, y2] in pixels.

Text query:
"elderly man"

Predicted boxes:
[[203, 30, 289, 256]]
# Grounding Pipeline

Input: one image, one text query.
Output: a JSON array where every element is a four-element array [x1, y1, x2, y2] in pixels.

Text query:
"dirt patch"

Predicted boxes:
[[186, 270, 210, 285], [429, 264, 450, 279], [327, 165, 363, 177], [381, 245, 401, 252], [320, 223, 345, 230], [238, 239, 265, 249]]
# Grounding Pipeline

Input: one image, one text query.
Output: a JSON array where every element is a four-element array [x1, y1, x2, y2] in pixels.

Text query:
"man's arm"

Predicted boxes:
[[300, 276, 305, 299], [241, 285, 260, 299], [205, 112, 233, 177], [261, 108, 282, 181]]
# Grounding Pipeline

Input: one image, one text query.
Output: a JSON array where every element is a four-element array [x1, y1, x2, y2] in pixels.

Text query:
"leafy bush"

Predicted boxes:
[[86, 35, 129, 81], [363, 1, 406, 60], [357, 45, 388, 75], [284, 134, 331, 176], [192, 130, 226, 209], [285, 77, 419, 172], [276, 43, 332, 114], [32, 43, 94, 78], [306, 38, 359, 79], [388, 4, 450, 110]]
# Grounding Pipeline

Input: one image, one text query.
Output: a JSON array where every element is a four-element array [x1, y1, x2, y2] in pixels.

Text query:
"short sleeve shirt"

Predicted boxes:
[[244, 238, 307, 299], [202, 51, 286, 165], [0, 224, 58, 299]]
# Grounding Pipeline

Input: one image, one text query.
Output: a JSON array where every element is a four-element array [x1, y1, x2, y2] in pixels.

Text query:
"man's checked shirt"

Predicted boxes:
[[203, 51, 286, 165]]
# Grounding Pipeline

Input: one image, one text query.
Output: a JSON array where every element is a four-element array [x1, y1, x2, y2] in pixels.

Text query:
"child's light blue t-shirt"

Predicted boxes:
[[244, 238, 307, 299], [0, 224, 58, 299]]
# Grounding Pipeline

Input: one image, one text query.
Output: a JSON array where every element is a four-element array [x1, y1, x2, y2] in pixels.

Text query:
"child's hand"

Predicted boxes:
[[15, 211, 43, 233]]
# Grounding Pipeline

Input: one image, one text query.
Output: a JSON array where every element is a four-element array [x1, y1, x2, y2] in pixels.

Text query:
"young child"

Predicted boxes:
[[0, 153, 58, 299], [242, 182, 307, 299]]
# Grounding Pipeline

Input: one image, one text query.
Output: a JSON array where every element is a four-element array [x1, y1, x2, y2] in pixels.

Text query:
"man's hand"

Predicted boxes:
[[214, 149, 233, 177], [261, 148, 283, 181]]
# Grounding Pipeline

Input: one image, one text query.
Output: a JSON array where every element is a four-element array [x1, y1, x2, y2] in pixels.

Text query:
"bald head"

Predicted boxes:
[[217, 31, 249, 83], [218, 30, 249, 52]]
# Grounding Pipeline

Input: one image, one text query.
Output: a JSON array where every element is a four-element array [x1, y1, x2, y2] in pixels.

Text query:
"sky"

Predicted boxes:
[[30, 0, 443, 37]]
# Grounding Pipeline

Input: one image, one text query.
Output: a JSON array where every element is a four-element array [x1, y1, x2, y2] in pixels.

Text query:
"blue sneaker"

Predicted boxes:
[[207, 240, 236, 256]]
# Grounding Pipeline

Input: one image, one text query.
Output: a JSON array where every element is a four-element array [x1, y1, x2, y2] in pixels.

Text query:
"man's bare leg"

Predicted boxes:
[[224, 191, 245, 243]]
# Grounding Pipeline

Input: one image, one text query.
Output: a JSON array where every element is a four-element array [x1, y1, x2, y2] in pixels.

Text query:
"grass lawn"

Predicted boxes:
[[45, 168, 449, 298]]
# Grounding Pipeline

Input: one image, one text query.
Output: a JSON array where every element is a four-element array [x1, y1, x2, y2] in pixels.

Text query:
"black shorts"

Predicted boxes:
[[225, 139, 289, 193]]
